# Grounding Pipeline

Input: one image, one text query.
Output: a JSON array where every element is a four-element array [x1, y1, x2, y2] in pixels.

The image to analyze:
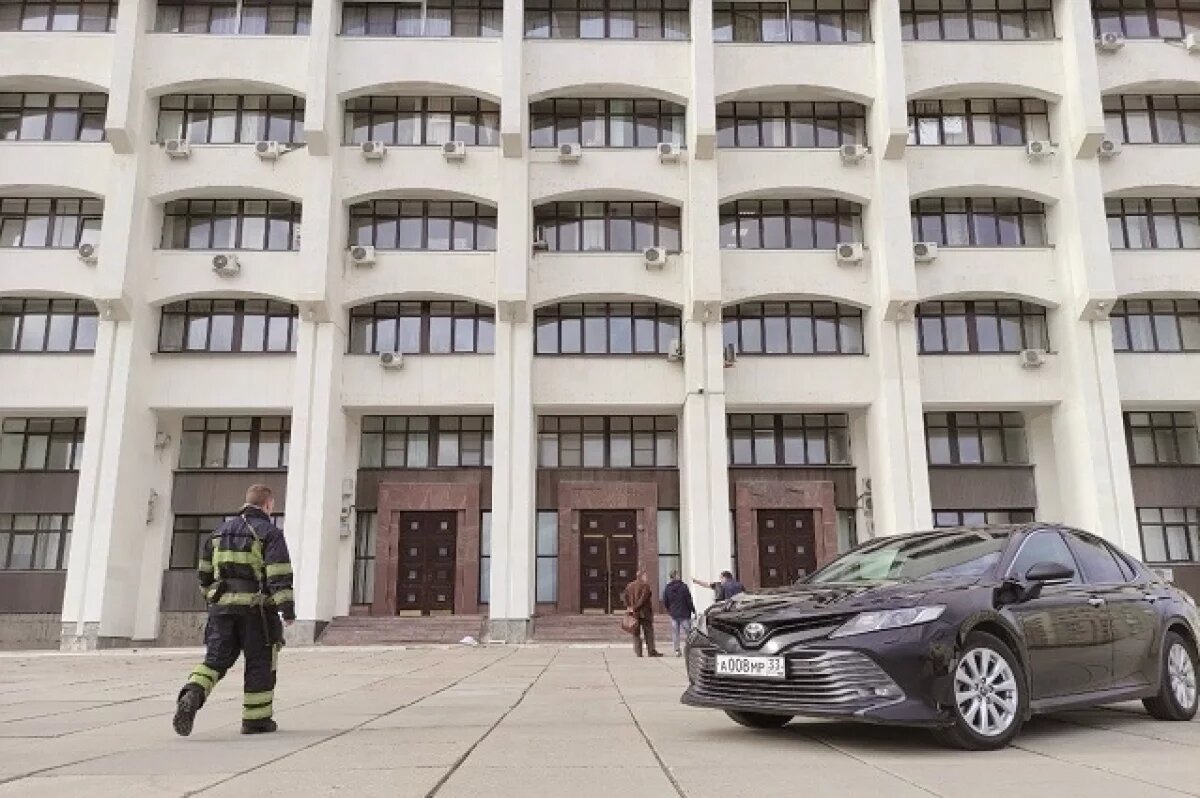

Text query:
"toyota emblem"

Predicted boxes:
[[743, 622, 766, 642]]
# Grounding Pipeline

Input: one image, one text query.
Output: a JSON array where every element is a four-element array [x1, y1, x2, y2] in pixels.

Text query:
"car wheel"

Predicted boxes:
[[725, 710, 792, 729], [1143, 630, 1198, 721], [932, 631, 1027, 751]]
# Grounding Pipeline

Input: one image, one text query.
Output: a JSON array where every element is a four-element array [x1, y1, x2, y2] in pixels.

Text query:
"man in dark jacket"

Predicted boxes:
[[173, 484, 295, 737], [693, 570, 745, 602], [622, 569, 662, 658], [661, 571, 695, 656]]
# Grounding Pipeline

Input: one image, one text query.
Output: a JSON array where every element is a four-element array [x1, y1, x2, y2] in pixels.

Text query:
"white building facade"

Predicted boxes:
[[1, 0, 1199, 649]]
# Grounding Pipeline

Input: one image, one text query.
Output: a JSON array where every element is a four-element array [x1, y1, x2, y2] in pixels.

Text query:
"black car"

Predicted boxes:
[[682, 524, 1200, 749]]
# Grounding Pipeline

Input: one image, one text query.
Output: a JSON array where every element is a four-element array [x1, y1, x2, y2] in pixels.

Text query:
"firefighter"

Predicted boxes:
[[172, 484, 295, 736]]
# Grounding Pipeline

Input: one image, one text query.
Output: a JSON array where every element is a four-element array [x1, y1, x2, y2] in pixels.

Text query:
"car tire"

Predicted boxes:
[[725, 710, 792, 729], [1143, 630, 1199, 721], [932, 631, 1027, 751]]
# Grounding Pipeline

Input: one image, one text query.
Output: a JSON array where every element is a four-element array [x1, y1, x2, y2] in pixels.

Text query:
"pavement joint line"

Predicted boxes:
[[787, 726, 946, 798], [0, 751, 116, 788], [180, 647, 520, 797], [601, 649, 688, 798], [1041, 713, 1200, 749], [424, 648, 563, 798], [1, 692, 161, 724], [1010, 740, 1200, 797]]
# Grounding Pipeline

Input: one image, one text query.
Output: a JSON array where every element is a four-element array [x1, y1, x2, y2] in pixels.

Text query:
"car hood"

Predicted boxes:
[[709, 578, 978, 623]]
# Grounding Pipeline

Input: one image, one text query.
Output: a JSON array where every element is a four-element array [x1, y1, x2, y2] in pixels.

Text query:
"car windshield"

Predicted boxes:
[[808, 530, 1010, 584]]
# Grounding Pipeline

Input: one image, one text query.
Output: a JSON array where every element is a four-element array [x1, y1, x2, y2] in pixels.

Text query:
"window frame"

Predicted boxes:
[[716, 100, 868, 148], [359, 415, 494, 468], [900, 0, 1056, 40], [1110, 299, 1200, 353], [153, 0, 312, 34], [1124, 411, 1200, 465], [0, 0, 118, 31], [925, 411, 1029, 465], [1105, 197, 1200, 250], [0, 417, 86, 472], [719, 198, 864, 249], [933, 509, 1036, 527], [177, 416, 291, 470], [911, 196, 1049, 247], [726, 412, 852, 466], [533, 201, 683, 253], [712, 0, 871, 43], [529, 98, 686, 149], [0, 197, 103, 249], [1138, 507, 1200, 564], [916, 300, 1050, 354], [907, 98, 1052, 146], [348, 199, 497, 251], [344, 96, 500, 146], [0, 298, 98, 353], [0, 92, 107, 142], [169, 512, 285, 570], [156, 94, 306, 145], [534, 302, 681, 356], [722, 301, 865, 355], [341, 0, 502, 37], [158, 299, 299, 353], [160, 198, 302, 251], [350, 511, 377, 602], [1092, 0, 1200, 39], [348, 301, 496, 355], [537, 415, 678, 468], [525, 0, 690, 40], [0, 513, 72, 571], [1102, 94, 1200, 146]]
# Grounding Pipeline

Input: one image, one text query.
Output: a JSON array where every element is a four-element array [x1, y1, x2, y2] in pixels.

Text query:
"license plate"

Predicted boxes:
[[714, 654, 786, 680]]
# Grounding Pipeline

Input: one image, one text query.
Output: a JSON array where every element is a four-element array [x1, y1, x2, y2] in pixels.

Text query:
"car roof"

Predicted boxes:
[[892, 523, 1051, 539]]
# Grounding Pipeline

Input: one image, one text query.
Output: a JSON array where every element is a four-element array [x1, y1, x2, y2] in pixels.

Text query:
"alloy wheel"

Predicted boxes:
[[954, 647, 1018, 737], [1168, 642, 1197, 710]]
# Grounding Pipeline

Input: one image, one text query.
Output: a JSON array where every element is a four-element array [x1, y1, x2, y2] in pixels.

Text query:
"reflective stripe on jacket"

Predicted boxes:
[[197, 505, 296, 620]]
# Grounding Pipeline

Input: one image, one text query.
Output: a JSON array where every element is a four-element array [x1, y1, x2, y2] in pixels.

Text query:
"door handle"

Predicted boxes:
[[1087, 597, 1106, 608]]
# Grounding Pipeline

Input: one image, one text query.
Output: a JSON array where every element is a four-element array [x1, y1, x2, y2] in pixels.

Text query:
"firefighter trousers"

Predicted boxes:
[[182, 611, 281, 722]]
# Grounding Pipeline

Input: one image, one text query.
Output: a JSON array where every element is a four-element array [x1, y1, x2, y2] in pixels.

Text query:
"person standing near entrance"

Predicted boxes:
[[661, 570, 695, 656], [693, 570, 745, 602], [623, 569, 662, 658], [173, 484, 295, 737]]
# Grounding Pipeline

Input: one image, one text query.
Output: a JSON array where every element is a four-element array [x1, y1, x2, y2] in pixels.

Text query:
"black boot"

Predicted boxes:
[[241, 718, 278, 735], [173, 685, 204, 737]]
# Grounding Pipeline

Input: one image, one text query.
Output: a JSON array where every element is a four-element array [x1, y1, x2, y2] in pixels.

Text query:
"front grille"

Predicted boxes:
[[687, 646, 903, 715], [708, 613, 854, 645]]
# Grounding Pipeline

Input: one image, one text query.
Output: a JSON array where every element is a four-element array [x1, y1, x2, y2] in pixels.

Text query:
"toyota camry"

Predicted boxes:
[[681, 524, 1200, 749]]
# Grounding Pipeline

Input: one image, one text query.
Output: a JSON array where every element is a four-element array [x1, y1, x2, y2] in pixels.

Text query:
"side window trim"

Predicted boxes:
[[1005, 530, 1082, 583], [1064, 531, 1131, 585]]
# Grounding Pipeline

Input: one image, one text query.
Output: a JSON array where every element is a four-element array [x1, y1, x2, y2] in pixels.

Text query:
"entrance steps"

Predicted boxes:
[[531, 614, 675, 644], [318, 615, 486, 646]]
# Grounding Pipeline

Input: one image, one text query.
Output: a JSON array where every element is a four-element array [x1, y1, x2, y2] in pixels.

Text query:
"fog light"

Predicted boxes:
[[874, 686, 900, 697]]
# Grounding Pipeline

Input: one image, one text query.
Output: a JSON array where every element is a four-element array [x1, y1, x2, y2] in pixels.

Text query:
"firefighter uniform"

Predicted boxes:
[[172, 504, 295, 736]]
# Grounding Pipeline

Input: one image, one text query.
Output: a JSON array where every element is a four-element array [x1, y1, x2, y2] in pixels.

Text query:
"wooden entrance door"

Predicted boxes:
[[757, 510, 817, 588], [394, 511, 457, 615], [579, 511, 638, 614]]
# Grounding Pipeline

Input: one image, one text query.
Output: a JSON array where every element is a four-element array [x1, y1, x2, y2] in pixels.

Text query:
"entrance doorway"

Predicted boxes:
[[394, 511, 457, 615], [579, 510, 638, 614], [757, 509, 817, 588]]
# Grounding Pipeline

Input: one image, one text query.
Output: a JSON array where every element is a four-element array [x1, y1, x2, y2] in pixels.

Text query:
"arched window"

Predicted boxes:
[[910, 197, 1047, 247], [159, 299, 299, 352], [916, 300, 1048, 353], [345, 97, 499, 146], [722, 301, 864, 354], [161, 199, 302, 250], [530, 99, 684, 148], [717, 101, 866, 148], [0, 298, 98, 352], [349, 200, 497, 251], [535, 302, 681, 354], [348, 301, 495, 354], [0, 92, 106, 141], [720, 199, 862, 249], [534, 201, 681, 252]]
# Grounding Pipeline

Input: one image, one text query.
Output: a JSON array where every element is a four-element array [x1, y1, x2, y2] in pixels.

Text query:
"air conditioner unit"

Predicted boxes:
[[913, 241, 938, 263], [722, 343, 736, 368], [349, 245, 376, 267], [839, 143, 868, 164], [1025, 140, 1056, 159], [254, 140, 281, 160], [835, 242, 864, 264], [211, 253, 241, 277], [442, 140, 466, 161], [643, 246, 667, 269], [1096, 31, 1124, 51], [558, 142, 582, 162], [361, 140, 387, 160], [1185, 32, 1200, 52], [657, 142, 682, 163], [1097, 138, 1122, 158], [77, 243, 98, 265], [666, 339, 684, 362], [1019, 348, 1047, 368], [378, 351, 404, 369], [164, 139, 190, 159]]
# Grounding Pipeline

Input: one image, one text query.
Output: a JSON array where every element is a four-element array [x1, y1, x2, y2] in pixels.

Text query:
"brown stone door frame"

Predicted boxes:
[[733, 480, 837, 590], [372, 481, 482, 616]]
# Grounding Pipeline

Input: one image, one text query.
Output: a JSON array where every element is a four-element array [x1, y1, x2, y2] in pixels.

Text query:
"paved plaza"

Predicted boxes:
[[1, 645, 1199, 797]]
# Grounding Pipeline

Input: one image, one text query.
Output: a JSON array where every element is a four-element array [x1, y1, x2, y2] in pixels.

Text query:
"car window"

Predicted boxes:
[[1008, 532, 1080, 583], [809, 530, 1008, 583], [1108, 543, 1138, 582], [1067, 533, 1129, 584]]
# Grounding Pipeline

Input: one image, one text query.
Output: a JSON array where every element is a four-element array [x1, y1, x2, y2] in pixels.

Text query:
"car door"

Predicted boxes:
[[1065, 531, 1159, 689], [1003, 530, 1113, 699]]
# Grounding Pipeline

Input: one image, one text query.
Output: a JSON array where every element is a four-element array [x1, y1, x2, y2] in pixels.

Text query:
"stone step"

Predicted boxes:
[[318, 615, 486, 646], [532, 615, 675, 643]]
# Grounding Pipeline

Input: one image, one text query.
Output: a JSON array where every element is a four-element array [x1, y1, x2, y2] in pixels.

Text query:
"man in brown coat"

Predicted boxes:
[[623, 569, 663, 658]]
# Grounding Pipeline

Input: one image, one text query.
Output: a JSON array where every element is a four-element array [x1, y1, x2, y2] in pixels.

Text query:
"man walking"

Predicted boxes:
[[661, 570, 695, 656], [692, 570, 745, 602], [622, 569, 662, 658], [173, 484, 295, 736]]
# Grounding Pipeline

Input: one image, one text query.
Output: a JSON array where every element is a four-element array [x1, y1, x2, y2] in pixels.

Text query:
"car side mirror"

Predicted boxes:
[[995, 561, 1075, 606], [1025, 561, 1074, 585]]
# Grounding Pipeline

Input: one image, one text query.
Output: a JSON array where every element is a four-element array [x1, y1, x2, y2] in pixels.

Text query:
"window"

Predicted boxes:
[[911, 197, 1048, 247], [1106, 198, 1200, 250], [837, 510, 858, 553], [158, 299, 298, 353], [1124, 412, 1200, 465], [713, 0, 869, 42], [1093, 0, 1200, 38], [0, 92, 106, 141], [534, 201, 682, 252], [925, 412, 1028, 465], [1007, 531, 1079, 582], [1139, 507, 1200, 563], [917, 301, 1049, 353], [359, 416, 494, 468], [908, 98, 1050, 146], [530, 98, 685, 148], [0, 514, 71, 570], [1067, 532, 1129, 583], [0, 417, 85, 471], [536, 511, 558, 602], [0, 298, 98, 353], [538, 416, 677, 467], [349, 302, 495, 355], [720, 199, 863, 249], [348, 200, 496, 251], [1111, 299, 1200, 353], [156, 95, 305, 145], [900, 0, 1055, 40], [342, 0, 501, 36], [716, 101, 867, 149], [160, 199, 301, 251], [657, 509, 681, 589], [479, 510, 491, 603], [351, 512, 376, 602], [727, 413, 851, 466], [1103, 95, 1200, 145], [0, 0, 117, 30], [535, 303, 680, 355], [723, 302, 864, 355], [525, 0, 689, 39], [153, 0, 311, 34], [178, 416, 291, 470], [0, 197, 102, 249], [345, 96, 499, 146], [934, 509, 1035, 527], [170, 513, 284, 570]]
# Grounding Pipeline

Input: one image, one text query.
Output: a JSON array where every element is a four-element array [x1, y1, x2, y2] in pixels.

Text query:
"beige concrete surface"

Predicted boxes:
[[1, 645, 1199, 797]]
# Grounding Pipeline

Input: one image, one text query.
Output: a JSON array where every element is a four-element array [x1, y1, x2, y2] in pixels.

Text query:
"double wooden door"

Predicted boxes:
[[580, 511, 639, 614], [757, 510, 817, 588], [394, 511, 457, 615]]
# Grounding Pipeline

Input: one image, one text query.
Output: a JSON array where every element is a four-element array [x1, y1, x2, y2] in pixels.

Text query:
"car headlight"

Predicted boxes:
[[829, 605, 946, 638]]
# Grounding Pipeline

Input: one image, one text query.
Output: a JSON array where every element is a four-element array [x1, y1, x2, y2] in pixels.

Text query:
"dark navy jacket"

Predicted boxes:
[[661, 579, 695, 620]]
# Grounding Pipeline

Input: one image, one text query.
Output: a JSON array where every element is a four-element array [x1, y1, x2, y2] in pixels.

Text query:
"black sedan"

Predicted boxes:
[[682, 524, 1200, 749]]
